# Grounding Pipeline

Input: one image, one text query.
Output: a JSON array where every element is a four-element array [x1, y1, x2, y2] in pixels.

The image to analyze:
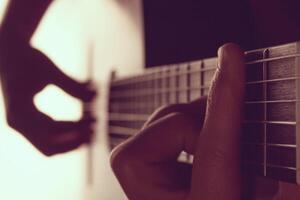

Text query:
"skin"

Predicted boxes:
[[110, 43, 244, 200], [110, 43, 300, 199], [0, 0, 96, 156]]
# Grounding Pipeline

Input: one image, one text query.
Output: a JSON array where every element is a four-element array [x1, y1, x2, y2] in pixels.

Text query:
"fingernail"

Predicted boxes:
[[217, 43, 244, 79]]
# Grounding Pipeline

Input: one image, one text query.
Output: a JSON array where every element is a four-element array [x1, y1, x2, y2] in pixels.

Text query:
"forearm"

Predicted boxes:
[[0, 0, 52, 44]]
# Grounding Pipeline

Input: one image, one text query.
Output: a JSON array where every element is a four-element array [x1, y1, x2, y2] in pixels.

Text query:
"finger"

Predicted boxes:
[[30, 48, 97, 101], [111, 98, 206, 164], [50, 66, 97, 102], [120, 113, 201, 163], [51, 119, 96, 143], [190, 43, 245, 200], [44, 119, 95, 155], [82, 109, 97, 123], [7, 100, 96, 156], [110, 113, 198, 200], [203, 43, 245, 154], [50, 128, 94, 155], [143, 97, 207, 129]]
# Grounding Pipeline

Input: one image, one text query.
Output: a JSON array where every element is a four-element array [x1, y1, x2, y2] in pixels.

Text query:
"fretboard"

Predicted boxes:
[[108, 42, 300, 184]]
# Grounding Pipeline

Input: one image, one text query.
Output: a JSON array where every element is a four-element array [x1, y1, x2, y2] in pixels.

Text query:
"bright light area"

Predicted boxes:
[[0, 1, 88, 200], [0, 0, 144, 199], [0, 0, 7, 21], [34, 85, 82, 121]]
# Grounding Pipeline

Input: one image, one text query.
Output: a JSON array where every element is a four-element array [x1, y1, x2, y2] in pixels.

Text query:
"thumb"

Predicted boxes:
[[190, 43, 245, 200], [30, 47, 97, 102]]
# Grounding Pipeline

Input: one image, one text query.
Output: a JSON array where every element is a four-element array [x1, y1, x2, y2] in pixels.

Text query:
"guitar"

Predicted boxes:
[[107, 41, 300, 189]]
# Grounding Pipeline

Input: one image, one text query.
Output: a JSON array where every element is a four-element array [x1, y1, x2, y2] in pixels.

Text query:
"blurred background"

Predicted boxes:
[[0, 0, 144, 199]]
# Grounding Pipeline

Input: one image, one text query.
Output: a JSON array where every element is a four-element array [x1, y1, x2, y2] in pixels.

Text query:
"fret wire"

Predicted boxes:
[[161, 69, 166, 105], [154, 70, 160, 108], [166, 68, 171, 104], [176, 66, 180, 103], [200, 61, 204, 96], [267, 143, 296, 148], [187, 64, 191, 102], [243, 120, 297, 125], [266, 164, 297, 171], [263, 49, 269, 176], [243, 142, 297, 148], [245, 53, 300, 65], [296, 44, 300, 182], [246, 120, 297, 125], [180, 64, 190, 103]]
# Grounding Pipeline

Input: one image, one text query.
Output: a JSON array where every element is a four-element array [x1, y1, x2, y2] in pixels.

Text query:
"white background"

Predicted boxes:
[[0, 0, 144, 199]]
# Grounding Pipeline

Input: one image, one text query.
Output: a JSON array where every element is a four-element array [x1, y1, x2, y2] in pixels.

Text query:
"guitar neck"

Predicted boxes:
[[108, 42, 300, 184]]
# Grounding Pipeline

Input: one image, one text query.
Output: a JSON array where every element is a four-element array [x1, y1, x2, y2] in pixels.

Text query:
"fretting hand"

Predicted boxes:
[[110, 43, 245, 200]]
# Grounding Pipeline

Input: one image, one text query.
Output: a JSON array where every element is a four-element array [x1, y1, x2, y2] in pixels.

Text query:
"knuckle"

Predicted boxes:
[[212, 44, 245, 95], [6, 115, 16, 129], [33, 139, 56, 157], [110, 143, 139, 176], [155, 104, 176, 115], [156, 103, 185, 115], [219, 43, 243, 56], [168, 112, 191, 125], [6, 111, 22, 130], [110, 142, 149, 198], [217, 43, 244, 69], [42, 149, 55, 157]]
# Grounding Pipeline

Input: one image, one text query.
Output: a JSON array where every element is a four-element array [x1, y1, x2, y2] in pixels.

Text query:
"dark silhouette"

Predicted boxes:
[[0, 0, 96, 156]]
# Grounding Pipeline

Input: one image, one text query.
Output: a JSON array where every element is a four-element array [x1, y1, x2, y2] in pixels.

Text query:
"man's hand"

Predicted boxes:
[[110, 43, 245, 200], [0, 39, 96, 156], [0, 0, 96, 156]]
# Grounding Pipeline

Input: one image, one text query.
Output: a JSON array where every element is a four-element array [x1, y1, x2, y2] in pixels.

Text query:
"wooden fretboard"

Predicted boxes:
[[108, 42, 300, 184]]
